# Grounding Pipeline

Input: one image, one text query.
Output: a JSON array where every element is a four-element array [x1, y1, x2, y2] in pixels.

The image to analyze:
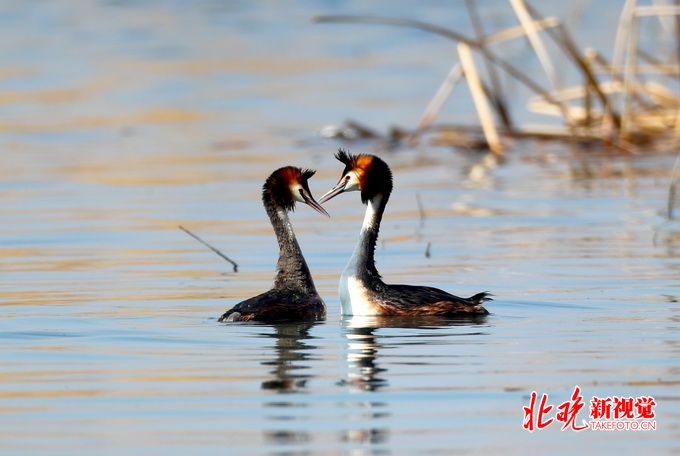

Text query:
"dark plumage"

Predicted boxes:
[[220, 290, 325, 322], [218, 167, 327, 323], [319, 150, 490, 317]]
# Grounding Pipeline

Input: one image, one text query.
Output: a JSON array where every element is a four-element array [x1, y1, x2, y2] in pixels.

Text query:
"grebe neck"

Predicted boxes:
[[346, 192, 389, 279], [264, 197, 316, 292]]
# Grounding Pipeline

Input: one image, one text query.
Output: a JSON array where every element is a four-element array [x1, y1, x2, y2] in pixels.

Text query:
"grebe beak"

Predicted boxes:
[[300, 189, 330, 217], [318, 176, 349, 204]]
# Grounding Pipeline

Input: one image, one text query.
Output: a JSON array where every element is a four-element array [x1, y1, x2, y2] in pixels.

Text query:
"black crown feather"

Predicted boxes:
[[335, 149, 353, 165], [300, 168, 316, 182]]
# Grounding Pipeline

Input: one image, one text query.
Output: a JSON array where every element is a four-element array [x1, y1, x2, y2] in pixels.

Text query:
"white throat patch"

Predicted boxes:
[[361, 194, 382, 232]]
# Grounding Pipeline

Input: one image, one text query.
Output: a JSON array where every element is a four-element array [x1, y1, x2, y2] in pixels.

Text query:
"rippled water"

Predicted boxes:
[[1, 1, 679, 454]]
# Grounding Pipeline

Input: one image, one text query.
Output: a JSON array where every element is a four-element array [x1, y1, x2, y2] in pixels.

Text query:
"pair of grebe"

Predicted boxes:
[[218, 151, 490, 323]]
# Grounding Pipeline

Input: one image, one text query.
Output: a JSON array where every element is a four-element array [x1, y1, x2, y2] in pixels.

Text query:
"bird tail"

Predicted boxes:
[[469, 292, 493, 304]]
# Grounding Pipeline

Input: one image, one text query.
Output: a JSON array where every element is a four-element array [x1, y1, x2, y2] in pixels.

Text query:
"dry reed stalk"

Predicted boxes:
[[482, 17, 561, 44], [521, 2, 621, 131], [509, 2, 611, 135], [586, 49, 650, 107], [458, 42, 503, 156], [613, 0, 638, 71], [588, 48, 680, 77], [562, 27, 621, 128], [595, 64, 680, 76], [676, 0, 680, 75], [637, 50, 680, 76], [417, 6, 556, 137], [641, 82, 680, 107], [584, 49, 640, 140], [416, 64, 463, 133], [510, 0, 559, 88], [314, 14, 574, 133], [466, 0, 512, 130], [634, 5, 680, 16], [313, 15, 474, 44], [637, 48, 664, 67], [621, 13, 639, 142], [612, 0, 637, 139], [316, 4, 678, 152], [433, 122, 604, 142], [584, 51, 594, 130], [614, 4, 680, 142]]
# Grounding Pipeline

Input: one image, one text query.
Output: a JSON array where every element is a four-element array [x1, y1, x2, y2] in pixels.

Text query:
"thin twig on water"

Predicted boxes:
[[416, 192, 426, 223], [668, 152, 680, 219], [179, 225, 239, 272]]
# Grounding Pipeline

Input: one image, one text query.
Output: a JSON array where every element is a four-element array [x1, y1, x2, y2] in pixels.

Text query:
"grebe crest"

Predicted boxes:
[[320, 150, 490, 318], [218, 166, 328, 323]]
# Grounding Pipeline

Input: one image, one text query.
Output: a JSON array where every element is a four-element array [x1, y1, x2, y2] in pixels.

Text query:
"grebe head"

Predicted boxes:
[[264, 167, 329, 217], [319, 150, 393, 204]]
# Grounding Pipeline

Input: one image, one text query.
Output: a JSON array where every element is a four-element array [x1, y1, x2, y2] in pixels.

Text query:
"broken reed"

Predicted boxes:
[[314, 1, 680, 155]]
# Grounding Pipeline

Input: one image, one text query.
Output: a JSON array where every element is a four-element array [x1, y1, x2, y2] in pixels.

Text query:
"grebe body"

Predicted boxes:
[[319, 151, 490, 317], [219, 167, 327, 323]]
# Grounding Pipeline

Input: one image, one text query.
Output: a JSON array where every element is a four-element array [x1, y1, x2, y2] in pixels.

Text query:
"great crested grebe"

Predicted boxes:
[[318, 150, 490, 317], [218, 167, 328, 323]]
